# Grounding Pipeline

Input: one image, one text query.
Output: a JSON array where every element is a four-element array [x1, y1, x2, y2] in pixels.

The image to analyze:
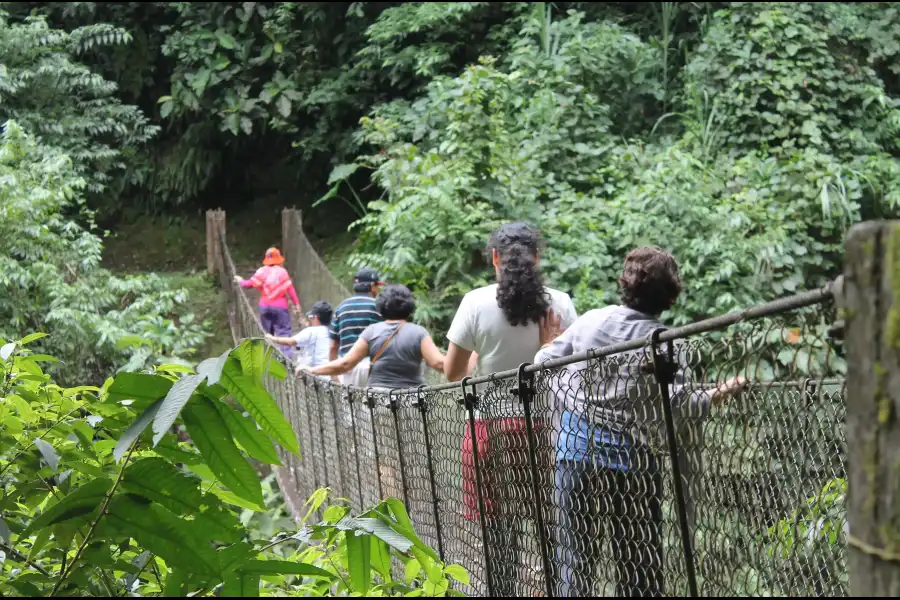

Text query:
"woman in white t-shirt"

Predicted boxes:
[[443, 223, 577, 597]]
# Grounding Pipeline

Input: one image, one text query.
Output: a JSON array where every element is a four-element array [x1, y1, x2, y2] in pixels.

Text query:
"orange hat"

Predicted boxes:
[[263, 247, 285, 266]]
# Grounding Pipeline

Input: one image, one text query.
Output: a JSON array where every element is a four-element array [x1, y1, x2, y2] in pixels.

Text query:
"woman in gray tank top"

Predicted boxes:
[[302, 285, 444, 388]]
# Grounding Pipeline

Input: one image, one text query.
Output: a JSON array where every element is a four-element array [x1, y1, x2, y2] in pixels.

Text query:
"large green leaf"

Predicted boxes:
[[234, 340, 287, 380], [351, 518, 414, 553], [223, 572, 260, 598], [220, 359, 299, 456], [212, 399, 281, 465], [27, 528, 51, 562], [121, 458, 241, 543], [164, 569, 186, 597], [107, 373, 173, 408], [216, 31, 236, 49], [98, 496, 221, 577], [266, 354, 287, 380], [21, 332, 48, 345], [370, 537, 392, 581], [217, 542, 255, 573], [444, 565, 470, 586], [9, 580, 42, 597], [346, 532, 371, 595], [182, 397, 264, 508], [114, 398, 163, 462], [33, 438, 59, 472], [234, 341, 265, 382], [23, 478, 111, 536], [237, 560, 334, 579], [151, 374, 203, 446], [207, 487, 266, 512], [153, 437, 203, 466], [327, 163, 359, 185], [197, 349, 232, 386], [382, 499, 439, 562]]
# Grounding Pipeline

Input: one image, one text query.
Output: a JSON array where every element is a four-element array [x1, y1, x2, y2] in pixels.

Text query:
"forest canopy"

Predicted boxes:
[[3, 1, 900, 362]]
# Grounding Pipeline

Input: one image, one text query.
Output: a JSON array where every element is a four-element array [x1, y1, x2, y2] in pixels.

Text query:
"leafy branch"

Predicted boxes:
[[50, 445, 137, 597]]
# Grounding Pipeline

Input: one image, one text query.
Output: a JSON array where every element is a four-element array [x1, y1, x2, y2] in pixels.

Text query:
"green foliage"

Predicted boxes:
[[331, 2, 900, 342], [685, 3, 896, 157], [0, 336, 464, 597], [0, 122, 208, 384], [0, 10, 158, 195], [340, 9, 659, 333], [761, 477, 847, 595]]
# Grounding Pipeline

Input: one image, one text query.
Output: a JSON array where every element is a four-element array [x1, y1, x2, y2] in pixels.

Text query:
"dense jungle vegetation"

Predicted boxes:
[[4, 1, 900, 380], [0, 2, 885, 596]]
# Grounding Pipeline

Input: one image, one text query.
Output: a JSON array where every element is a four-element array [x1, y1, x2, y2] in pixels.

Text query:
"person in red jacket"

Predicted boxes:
[[234, 247, 302, 359]]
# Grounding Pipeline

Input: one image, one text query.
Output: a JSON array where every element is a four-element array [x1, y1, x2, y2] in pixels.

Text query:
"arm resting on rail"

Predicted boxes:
[[420, 336, 445, 372], [266, 334, 297, 347], [444, 343, 473, 382], [308, 338, 368, 377]]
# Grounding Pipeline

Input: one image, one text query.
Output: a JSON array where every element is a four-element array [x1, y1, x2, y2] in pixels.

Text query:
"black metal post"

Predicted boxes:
[[651, 331, 699, 598], [283, 378, 294, 482], [416, 385, 445, 562], [516, 363, 554, 598], [328, 385, 346, 499], [462, 376, 495, 598], [389, 390, 412, 510], [802, 377, 818, 408], [347, 389, 365, 509], [313, 379, 330, 518], [367, 391, 385, 502], [305, 379, 321, 491]]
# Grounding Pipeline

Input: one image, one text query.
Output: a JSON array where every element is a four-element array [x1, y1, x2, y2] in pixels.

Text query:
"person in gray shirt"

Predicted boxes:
[[535, 247, 748, 598], [303, 285, 444, 389]]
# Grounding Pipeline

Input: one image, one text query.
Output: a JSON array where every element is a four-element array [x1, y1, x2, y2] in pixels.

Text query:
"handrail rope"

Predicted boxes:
[[287, 213, 351, 300], [217, 224, 840, 397]]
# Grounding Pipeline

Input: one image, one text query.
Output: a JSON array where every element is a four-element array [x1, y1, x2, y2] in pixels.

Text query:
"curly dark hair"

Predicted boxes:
[[489, 223, 551, 327], [618, 247, 682, 316], [375, 284, 416, 320]]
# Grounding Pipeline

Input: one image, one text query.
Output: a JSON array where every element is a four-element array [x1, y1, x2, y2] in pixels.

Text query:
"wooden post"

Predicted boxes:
[[281, 209, 301, 256], [217, 210, 227, 275], [206, 210, 216, 275], [844, 221, 900, 596]]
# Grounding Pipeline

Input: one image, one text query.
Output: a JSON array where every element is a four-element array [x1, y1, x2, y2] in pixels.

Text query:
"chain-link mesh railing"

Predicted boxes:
[[280, 208, 352, 312], [209, 213, 848, 597]]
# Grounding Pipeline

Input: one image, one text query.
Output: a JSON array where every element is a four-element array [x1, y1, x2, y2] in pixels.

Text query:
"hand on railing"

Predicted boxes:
[[290, 304, 306, 326], [710, 375, 750, 404], [233, 275, 244, 285]]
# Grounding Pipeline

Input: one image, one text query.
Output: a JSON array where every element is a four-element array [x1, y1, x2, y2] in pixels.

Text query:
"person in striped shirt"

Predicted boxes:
[[329, 267, 383, 386]]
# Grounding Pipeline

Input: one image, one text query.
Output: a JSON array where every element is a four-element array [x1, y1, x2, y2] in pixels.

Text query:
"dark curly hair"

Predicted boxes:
[[489, 223, 551, 327], [619, 247, 682, 316], [375, 284, 416, 320]]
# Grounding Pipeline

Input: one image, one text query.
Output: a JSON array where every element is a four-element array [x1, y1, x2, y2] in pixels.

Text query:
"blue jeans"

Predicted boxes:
[[555, 458, 663, 596]]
